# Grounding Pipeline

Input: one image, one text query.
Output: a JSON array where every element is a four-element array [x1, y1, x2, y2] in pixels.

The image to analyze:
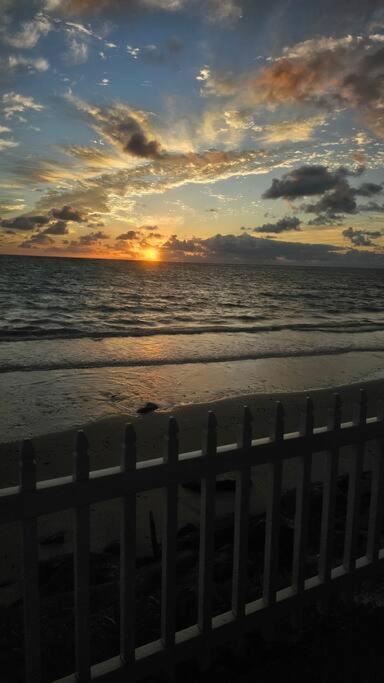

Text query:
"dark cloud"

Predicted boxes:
[[354, 182, 383, 197], [161, 231, 384, 265], [264, 165, 383, 222], [20, 233, 54, 248], [75, 230, 108, 245], [303, 183, 358, 218], [342, 227, 383, 247], [262, 166, 361, 200], [116, 230, 138, 240], [50, 205, 86, 222], [252, 216, 301, 233], [43, 220, 69, 235], [0, 205, 90, 238], [125, 131, 161, 158], [0, 214, 50, 231], [81, 103, 163, 159]]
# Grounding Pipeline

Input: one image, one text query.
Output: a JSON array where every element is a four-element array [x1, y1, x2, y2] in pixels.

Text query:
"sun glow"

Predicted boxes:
[[142, 247, 159, 261]]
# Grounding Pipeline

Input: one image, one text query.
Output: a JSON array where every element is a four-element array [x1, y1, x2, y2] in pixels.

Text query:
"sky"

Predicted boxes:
[[0, 0, 384, 265]]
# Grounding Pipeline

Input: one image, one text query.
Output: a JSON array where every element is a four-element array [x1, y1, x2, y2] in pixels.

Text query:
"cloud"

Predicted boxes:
[[50, 205, 86, 221], [160, 231, 384, 265], [42, 220, 69, 235], [20, 232, 54, 248], [342, 226, 383, 246], [71, 230, 108, 245], [251, 216, 302, 233], [1, 55, 49, 76], [4, 13, 52, 48], [67, 96, 163, 158], [196, 67, 238, 97], [65, 35, 89, 63], [35, 146, 267, 212], [263, 164, 383, 222], [0, 137, 18, 150], [50, 0, 242, 23], [116, 230, 138, 240], [0, 205, 90, 236], [201, 33, 384, 138], [262, 166, 349, 199], [255, 116, 327, 143], [1, 91, 44, 119], [0, 214, 50, 231]]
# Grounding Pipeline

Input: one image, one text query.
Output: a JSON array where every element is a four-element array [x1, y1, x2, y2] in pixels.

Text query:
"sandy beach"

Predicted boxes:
[[0, 377, 382, 602]]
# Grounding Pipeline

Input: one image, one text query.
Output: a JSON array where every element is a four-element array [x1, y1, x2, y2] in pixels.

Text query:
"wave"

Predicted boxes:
[[2, 319, 384, 342], [3, 344, 384, 374]]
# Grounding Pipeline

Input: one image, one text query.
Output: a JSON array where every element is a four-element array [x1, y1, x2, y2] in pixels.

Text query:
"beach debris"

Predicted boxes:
[[137, 402, 159, 414], [149, 510, 161, 559]]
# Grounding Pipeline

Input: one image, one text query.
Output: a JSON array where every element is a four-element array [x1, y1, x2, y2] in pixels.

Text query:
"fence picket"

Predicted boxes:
[[161, 417, 179, 654], [367, 402, 384, 568], [343, 390, 367, 579], [120, 424, 136, 667], [74, 430, 90, 682], [198, 411, 217, 638], [232, 406, 252, 619], [263, 402, 284, 607], [8, 391, 384, 683], [292, 397, 314, 599], [20, 439, 41, 683], [318, 394, 341, 610]]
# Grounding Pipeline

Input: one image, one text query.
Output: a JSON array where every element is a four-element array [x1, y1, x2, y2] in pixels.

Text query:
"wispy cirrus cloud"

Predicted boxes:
[[1, 91, 44, 119]]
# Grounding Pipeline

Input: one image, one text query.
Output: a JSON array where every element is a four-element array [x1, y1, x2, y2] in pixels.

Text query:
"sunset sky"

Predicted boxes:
[[0, 0, 384, 264]]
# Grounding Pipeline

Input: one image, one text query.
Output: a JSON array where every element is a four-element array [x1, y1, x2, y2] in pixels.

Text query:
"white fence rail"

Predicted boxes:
[[1, 390, 384, 682]]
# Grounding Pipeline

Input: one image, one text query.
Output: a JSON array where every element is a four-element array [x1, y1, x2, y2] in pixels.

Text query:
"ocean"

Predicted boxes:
[[2, 254, 384, 440]]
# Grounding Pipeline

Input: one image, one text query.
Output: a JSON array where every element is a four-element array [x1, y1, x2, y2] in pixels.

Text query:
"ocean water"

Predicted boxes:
[[1, 254, 384, 439]]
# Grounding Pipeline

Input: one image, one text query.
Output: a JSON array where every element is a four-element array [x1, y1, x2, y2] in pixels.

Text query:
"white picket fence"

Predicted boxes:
[[1, 390, 384, 682]]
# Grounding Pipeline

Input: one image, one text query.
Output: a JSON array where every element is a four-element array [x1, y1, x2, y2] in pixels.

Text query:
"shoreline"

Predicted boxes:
[[1, 349, 384, 443]]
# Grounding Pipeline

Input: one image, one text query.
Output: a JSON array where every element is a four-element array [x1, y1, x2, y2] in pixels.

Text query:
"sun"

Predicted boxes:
[[142, 247, 159, 261]]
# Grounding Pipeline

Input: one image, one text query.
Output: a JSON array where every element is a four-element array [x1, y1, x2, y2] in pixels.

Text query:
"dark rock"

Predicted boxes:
[[39, 531, 66, 546], [137, 402, 159, 414]]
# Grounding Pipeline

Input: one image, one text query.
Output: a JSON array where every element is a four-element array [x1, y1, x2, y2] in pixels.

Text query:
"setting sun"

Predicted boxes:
[[142, 247, 159, 261]]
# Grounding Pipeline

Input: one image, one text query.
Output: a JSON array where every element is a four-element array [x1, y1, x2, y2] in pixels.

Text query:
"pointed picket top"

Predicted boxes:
[[203, 410, 217, 456], [165, 416, 179, 464], [239, 405, 252, 449], [305, 396, 314, 436], [274, 401, 284, 442], [122, 423, 136, 471], [20, 439, 36, 491], [74, 430, 89, 481], [358, 389, 367, 425]]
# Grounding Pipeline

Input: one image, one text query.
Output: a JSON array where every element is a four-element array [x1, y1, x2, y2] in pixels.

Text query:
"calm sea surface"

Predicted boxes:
[[1, 255, 384, 438]]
